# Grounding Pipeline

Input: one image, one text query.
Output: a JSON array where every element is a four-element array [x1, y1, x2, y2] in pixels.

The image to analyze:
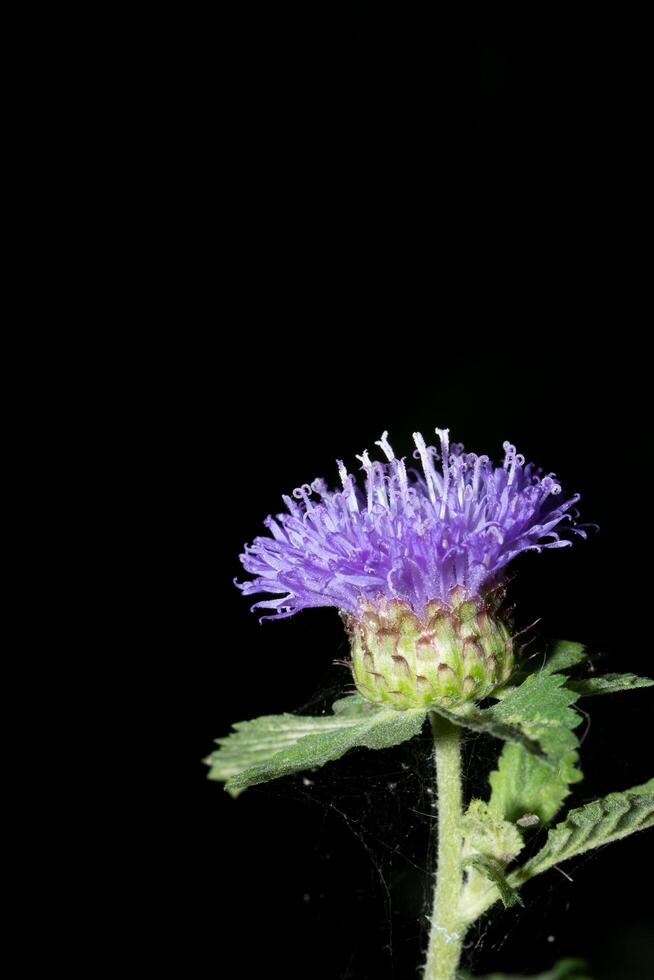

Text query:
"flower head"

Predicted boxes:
[[237, 428, 584, 623]]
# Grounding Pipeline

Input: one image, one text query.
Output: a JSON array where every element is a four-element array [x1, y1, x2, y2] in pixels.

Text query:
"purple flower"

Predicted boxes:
[[236, 429, 584, 621]]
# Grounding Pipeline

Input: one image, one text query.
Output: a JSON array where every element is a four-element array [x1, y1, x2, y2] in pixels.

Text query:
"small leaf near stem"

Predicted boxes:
[[462, 855, 523, 909], [460, 783, 654, 926]]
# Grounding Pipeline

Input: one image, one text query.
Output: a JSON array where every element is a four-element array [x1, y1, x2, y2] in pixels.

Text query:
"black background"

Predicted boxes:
[[159, 4, 652, 979]]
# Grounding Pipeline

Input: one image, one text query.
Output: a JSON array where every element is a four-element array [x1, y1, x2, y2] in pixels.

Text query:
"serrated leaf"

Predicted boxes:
[[207, 696, 426, 795], [462, 854, 524, 908], [489, 742, 582, 825], [566, 672, 653, 697], [514, 784, 654, 884], [432, 669, 582, 770], [487, 672, 581, 762], [207, 713, 359, 794]]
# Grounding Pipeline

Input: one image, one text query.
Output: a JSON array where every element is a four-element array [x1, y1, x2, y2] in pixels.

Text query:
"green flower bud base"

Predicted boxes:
[[346, 589, 513, 710]]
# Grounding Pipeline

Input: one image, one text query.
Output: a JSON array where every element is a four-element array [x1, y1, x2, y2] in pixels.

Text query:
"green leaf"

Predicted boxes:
[[566, 672, 654, 697], [206, 713, 355, 794], [430, 705, 542, 755], [487, 671, 581, 762], [461, 799, 524, 864], [467, 958, 592, 980], [631, 777, 654, 794], [541, 641, 588, 675], [207, 696, 426, 795], [514, 784, 654, 885], [462, 854, 523, 909], [489, 742, 582, 825], [331, 693, 379, 717], [460, 800, 525, 913], [432, 669, 582, 779], [499, 641, 587, 694]]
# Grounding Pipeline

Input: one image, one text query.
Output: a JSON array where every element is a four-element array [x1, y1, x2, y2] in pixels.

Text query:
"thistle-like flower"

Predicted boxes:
[[237, 429, 584, 709]]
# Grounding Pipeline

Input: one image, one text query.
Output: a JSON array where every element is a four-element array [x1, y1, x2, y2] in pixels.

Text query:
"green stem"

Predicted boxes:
[[423, 713, 465, 980]]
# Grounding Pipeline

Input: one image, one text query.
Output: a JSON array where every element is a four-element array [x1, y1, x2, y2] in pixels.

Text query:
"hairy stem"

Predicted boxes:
[[424, 713, 465, 980]]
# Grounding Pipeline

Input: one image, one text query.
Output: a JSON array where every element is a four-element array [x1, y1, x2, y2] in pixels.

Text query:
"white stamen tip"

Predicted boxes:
[[435, 428, 450, 518], [375, 430, 395, 461]]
